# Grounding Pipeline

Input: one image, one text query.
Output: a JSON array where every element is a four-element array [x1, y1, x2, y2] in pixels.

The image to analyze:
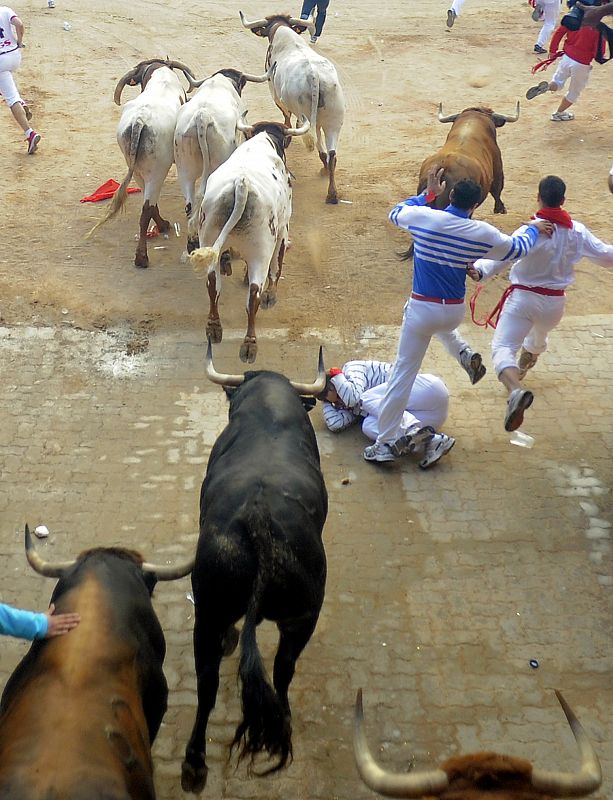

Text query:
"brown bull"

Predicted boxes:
[[354, 689, 602, 800], [416, 103, 520, 215], [0, 526, 194, 800]]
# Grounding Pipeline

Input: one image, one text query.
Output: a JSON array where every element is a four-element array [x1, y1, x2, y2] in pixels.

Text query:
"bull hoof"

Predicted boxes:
[[239, 338, 257, 363], [206, 320, 223, 344], [326, 193, 339, 205], [220, 251, 233, 276], [494, 202, 507, 214], [181, 760, 208, 794], [260, 290, 277, 310], [134, 253, 149, 269], [222, 625, 239, 657], [186, 238, 199, 254], [158, 219, 172, 236]]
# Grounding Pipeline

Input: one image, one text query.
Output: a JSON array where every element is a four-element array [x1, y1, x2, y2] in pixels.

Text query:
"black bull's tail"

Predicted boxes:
[[230, 499, 292, 774]]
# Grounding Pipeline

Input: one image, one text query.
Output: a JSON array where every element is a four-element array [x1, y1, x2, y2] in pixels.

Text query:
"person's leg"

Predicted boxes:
[[521, 295, 565, 361], [451, 0, 465, 14], [536, 1, 559, 48], [300, 0, 317, 20], [553, 60, 590, 116], [314, 0, 329, 36], [407, 374, 450, 431], [436, 328, 486, 384]]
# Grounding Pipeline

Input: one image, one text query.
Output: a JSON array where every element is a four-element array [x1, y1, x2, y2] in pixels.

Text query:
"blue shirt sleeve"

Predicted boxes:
[[389, 192, 429, 227], [0, 603, 48, 640]]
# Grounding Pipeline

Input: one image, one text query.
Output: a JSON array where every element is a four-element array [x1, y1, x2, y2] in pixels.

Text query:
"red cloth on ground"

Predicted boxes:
[[550, 24, 601, 64], [79, 179, 141, 203], [532, 207, 574, 229]]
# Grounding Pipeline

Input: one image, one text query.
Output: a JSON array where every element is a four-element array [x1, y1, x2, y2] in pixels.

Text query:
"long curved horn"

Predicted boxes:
[[289, 14, 316, 34], [239, 9, 268, 29], [113, 66, 139, 105], [285, 115, 311, 137], [24, 524, 76, 578], [493, 100, 520, 123], [289, 346, 326, 396], [141, 556, 195, 581], [236, 110, 254, 137], [205, 338, 245, 387], [438, 102, 459, 123], [242, 70, 270, 83], [354, 690, 449, 798], [530, 691, 602, 797]]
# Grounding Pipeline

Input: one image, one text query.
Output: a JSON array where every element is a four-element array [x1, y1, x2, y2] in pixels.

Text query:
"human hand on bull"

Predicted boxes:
[[426, 166, 446, 198], [45, 603, 81, 638]]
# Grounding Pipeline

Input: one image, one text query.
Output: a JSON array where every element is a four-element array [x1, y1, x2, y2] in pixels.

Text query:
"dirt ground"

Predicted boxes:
[[0, 1, 611, 799]]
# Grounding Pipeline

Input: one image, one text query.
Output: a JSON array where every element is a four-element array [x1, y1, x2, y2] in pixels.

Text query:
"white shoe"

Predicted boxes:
[[446, 8, 457, 27], [363, 442, 396, 463], [47, 0, 55, 7], [310, 34, 318, 44], [391, 425, 435, 457], [504, 389, 534, 432], [419, 434, 455, 469], [551, 111, 574, 122]]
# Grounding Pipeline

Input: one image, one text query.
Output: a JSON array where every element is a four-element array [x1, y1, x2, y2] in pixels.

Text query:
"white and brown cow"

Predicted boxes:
[[190, 116, 309, 363], [239, 12, 345, 204]]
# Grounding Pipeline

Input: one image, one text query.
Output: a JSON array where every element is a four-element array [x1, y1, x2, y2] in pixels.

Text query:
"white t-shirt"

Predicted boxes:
[[0, 7, 18, 54]]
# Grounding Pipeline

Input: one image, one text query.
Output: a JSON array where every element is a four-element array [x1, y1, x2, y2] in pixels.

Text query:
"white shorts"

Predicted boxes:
[[0, 49, 22, 107], [551, 54, 591, 103]]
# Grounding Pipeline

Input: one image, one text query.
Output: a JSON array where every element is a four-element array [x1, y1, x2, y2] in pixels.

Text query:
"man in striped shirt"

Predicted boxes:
[[364, 167, 553, 464], [318, 360, 454, 469]]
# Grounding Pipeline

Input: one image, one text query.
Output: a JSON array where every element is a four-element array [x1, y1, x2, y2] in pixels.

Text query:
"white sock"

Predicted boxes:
[[25, 127, 33, 138]]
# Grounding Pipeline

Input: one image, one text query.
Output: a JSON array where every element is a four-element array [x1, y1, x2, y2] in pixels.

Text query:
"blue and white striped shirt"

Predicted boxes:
[[322, 360, 392, 432], [389, 192, 540, 300]]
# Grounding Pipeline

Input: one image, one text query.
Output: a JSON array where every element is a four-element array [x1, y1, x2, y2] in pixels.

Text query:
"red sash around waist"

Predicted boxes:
[[470, 283, 565, 329]]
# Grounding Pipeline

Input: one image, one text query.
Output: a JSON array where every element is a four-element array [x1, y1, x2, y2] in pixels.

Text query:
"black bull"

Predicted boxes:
[[0, 527, 193, 800], [181, 365, 328, 794]]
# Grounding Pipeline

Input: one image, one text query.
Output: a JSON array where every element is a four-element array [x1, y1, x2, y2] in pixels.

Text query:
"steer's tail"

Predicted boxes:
[[186, 111, 214, 244], [190, 175, 249, 273], [301, 68, 319, 152], [88, 118, 144, 238], [230, 496, 292, 774]]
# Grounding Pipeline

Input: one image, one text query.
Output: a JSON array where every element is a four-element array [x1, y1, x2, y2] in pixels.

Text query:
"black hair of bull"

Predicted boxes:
[[213, 68, 247, 95], [248, 122, 293, 160]]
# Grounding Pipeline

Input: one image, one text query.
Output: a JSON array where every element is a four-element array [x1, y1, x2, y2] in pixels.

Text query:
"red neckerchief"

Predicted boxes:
[[532, 207, 573, 229]]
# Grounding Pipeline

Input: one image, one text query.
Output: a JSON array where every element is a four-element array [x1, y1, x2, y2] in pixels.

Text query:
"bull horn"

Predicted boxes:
[[288, 346, 326, 396], [289, 14, 316, 34], [141, 555, 195, 581], [241, 69, 270, 83], [494, 100, 520, 123], [239, 9, 268, 29], [24, 524, 76, 577], [285, 115, 311, 137], [205, 337, 245, 387], [354, 690, 449, 798], [530, 691, 602, 797], [236, 110, 254, 137], [437, 103, 458, 124], [113, 66, 139, 105]]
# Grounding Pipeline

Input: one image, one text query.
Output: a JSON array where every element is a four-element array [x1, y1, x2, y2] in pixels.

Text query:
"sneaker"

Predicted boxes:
[[504, 388, 534, 432], [551, 111, 574, 121], [446, 8, 457, 27], [459, 348, 486, 385], [27, 131, 41, 154], [517, 347, 539, 380], [533, 44, 547, 54], [47, 0, 55, 7], [526, 80, 549, 100], [391, 425, 435, 457], [532, 5, 543, 20], [310, 34, 318, 43], [419, 434, 455, 470], [363, 442, 396, 463]]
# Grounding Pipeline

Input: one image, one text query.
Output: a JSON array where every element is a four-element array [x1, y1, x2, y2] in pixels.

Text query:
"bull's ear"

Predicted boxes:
[[492, 116, 507, 128], [300, 396, 317, 413], [223, 386, 238, 400]]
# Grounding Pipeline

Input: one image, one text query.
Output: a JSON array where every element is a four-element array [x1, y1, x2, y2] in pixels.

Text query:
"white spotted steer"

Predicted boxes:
[[174, 68, 269, 254], [190, 116, 310, 363], [90, 58, 199, 268], [239, 12, 345, 204]]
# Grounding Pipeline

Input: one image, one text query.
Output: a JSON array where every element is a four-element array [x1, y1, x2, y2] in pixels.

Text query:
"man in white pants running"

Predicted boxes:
[[446, 0, 465, 28], [318, 360, 453, 469], [363, 167, 553, 464], [534, 0, 562, 54], [469, 174, 613, 431], [0, 5, 41, 153]]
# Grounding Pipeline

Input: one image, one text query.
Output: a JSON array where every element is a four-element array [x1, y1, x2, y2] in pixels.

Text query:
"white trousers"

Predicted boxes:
[[0, 49, 22, 107], [491, 289, 566, 375], [360, 375, 450, 441], [376, 298, 466, 445], [551, 54, 591, 104], [536, 0, 561, 48], [451, 0, 466, 14]]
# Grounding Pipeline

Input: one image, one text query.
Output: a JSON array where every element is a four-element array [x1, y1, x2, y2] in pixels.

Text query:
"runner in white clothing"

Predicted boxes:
[[534, 0, 562, 54], [469, 174, 613, 431], [0, 5, 41, 153], [317, 360, 453, 469]]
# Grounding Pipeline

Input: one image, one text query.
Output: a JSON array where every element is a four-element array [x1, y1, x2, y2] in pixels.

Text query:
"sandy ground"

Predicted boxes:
[[0, 1, 612, 799]]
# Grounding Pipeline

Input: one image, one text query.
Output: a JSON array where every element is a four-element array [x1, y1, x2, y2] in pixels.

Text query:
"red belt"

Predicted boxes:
[[411, 292, 464, 305], [470, 283, 566, 330]]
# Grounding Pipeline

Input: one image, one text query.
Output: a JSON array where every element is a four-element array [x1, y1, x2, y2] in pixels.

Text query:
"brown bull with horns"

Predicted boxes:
[[0, 526, 194, 800], [354, 689, 602, 800]]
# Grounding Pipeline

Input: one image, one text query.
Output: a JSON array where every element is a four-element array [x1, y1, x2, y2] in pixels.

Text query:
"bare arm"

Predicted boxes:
[[576, 1, 613, 27], [12, 15, 25, 46]]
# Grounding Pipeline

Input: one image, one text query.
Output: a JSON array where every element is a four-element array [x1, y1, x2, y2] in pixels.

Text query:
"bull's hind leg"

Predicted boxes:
[[181, 620, 226, 794], [261, 237, 286, 310], [151, 204, 172, 236], [135, 201, 155, 268], [273, 614, 320, 717], [206, 268, 223, 344], [325, 151, 338, 204], [240, 281, 261, 363], [491, 151, 506, 214]]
